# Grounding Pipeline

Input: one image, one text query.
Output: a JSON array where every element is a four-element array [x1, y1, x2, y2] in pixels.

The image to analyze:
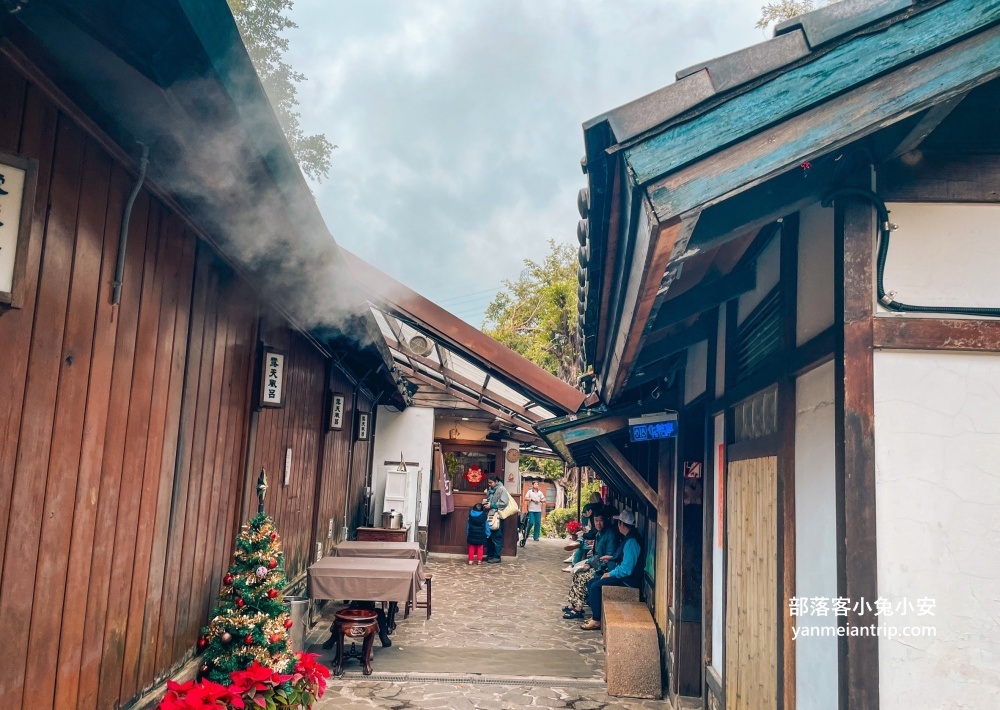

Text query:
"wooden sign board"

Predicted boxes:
[[0, 152, 38, 308], [329, 393, 346, 430], [260, 348, 287, 408], [356, 412, 370, 441]]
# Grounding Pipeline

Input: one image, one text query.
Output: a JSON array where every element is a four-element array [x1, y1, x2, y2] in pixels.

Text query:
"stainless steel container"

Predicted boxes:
[[390, 512, 403, 529], [381, 511, 392, 528], [283, 596, 308, 652]]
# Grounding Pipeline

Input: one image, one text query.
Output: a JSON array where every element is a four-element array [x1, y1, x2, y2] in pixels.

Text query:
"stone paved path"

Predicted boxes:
[[309, 537, 673, 709]]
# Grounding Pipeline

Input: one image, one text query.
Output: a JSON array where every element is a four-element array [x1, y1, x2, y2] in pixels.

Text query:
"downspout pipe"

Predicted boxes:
[[112, 144, 149, 305]]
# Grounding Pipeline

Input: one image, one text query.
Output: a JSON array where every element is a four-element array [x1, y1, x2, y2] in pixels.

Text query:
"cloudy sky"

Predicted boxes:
[[285, 0, 771, 325]]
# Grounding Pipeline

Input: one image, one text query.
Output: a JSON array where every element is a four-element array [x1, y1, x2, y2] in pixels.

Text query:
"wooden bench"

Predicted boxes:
[[602, 597, 662, 699]]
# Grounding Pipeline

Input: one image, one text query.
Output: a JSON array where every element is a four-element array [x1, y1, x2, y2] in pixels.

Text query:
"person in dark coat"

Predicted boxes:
[[466, 503, 491, 565]]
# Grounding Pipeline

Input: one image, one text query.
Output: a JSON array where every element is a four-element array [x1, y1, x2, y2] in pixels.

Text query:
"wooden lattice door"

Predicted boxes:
[[725, 456, 777, 710]]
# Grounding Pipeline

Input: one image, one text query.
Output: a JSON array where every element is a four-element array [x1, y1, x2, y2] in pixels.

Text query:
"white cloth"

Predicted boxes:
[[525, 489, 545, 512]]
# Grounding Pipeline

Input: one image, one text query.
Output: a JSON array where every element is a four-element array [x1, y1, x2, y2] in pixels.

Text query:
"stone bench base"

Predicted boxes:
[[603, 600, 661, 699]]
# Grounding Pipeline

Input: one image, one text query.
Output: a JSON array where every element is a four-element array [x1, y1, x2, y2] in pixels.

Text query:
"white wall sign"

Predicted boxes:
[[329, 393, 346, 430], [260, 349, 286, 408], [284, 447, 292, 486], [357, 412, 370, 441], [0, 152, 37, 308]]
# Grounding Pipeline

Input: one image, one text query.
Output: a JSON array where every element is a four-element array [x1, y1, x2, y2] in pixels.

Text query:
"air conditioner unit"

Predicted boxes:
[[406, 334, 434, 357]]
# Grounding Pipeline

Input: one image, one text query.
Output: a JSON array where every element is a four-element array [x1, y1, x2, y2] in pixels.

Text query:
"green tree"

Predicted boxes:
[[520, 455, 563, 480], [228, 0, 335, 181], [755, 1, 822, 30], [483, 239, 580, 383]]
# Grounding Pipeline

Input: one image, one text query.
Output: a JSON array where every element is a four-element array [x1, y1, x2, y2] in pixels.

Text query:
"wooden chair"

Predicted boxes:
[[413, 573, 432, 619]]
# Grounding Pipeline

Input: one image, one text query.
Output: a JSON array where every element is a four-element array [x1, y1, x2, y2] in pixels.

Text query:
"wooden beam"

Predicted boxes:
[[396, 364, 534, 434], [835, 191, 880, 710], [627, 0, 1000, 187], [878, 151, 1000, 202], [607, 212, 700, 401], [341, 250, 585, 414], [386, 337, 540, 421], [873, 317, 1000, 352], [636, 312, 714, 371], [644, 22, 1000, 222], [887, 92, 969, 159], [648, 267, 755, 337], [593, 437, 657, 510]]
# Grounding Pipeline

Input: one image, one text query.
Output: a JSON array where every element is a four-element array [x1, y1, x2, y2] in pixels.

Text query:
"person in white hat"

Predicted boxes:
[[580, 508, 642, 631]]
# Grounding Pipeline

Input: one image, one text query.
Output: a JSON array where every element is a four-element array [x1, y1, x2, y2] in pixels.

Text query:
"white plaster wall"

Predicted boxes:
[[503, 440, 521, 492], [738, 234, 780, 324], [797, 203, 835, 345], [711, 413, 725, 674], [794, 360, 838, 710], [880, 203, 1000, 312], [874, 351, 1000, 710], [371, 406, 435, 540], [684, 340, 709, 405]]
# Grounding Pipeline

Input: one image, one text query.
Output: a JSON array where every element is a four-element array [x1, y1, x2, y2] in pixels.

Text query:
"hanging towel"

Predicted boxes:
[[436, 444, 454, 515]]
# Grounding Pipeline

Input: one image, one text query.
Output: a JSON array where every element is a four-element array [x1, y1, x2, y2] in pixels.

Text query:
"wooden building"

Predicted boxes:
[[0, 3, 408, 709], [541, 1, 1000, 709]]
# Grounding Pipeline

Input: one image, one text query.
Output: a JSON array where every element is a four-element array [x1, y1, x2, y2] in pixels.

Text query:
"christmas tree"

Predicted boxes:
[[198, 470, 295, 684]]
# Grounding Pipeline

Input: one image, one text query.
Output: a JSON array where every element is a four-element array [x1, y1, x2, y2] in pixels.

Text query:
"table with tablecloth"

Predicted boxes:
[[307, 556, 424, 605]]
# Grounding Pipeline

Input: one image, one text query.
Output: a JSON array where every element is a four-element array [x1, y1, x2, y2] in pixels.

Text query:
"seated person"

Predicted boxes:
[[562, 512, 620, 619], [581, 509, 642, 631]]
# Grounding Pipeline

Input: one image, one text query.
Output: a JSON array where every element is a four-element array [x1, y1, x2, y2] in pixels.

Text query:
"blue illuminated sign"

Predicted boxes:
[[629, 420, 678, 442]]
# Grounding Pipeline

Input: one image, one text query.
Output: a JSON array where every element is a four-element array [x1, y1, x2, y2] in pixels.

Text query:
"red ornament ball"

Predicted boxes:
[[283, 619, 293, 629], [269, 532, 277, 541], [197, 637, 207, 649], [268, 633, 281, 644], [223, 574, 233, 585], [267, 589, 278, 599], [236, 598, 245, 608], [244, 634, 254, 644], [267, 558, 278, 569], [200, 664, 209, 674]]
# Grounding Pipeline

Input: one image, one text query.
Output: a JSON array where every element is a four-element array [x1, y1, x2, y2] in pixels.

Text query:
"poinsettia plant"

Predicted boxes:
[[566, 520, 583, 537], [158, 655, 329, 710]]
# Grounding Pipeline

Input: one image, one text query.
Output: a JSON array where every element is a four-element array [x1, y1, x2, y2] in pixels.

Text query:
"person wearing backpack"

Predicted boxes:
[[483, 474, 511, 563], [466, 503, 491, 565]]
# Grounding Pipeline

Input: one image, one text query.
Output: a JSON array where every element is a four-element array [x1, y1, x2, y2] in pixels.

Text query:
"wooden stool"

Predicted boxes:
[[329, 608, 378, 676]]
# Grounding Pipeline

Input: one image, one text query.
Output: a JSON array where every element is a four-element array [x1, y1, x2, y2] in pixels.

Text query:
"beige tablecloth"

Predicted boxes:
[[332, 541, 423, 573], [308, 556, 423, 605]]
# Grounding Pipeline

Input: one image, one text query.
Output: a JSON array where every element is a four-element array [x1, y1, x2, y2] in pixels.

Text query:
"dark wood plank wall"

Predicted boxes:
[[251, 327, 328, 582], [0, 54, 263, 710]]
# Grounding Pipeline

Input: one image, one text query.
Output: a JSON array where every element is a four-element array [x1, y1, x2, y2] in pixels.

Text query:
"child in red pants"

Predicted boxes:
[[466, 503, 490, 564]]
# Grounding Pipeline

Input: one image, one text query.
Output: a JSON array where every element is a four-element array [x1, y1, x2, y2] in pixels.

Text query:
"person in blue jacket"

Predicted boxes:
[[466, 503, 491, 565], [581, 509, 643, 630]]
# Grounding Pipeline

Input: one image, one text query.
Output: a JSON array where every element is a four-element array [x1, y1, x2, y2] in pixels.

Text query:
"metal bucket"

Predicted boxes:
[[390, 512, 403, 529], [283, 596, 308, 652], [381, 511, 392, 528]]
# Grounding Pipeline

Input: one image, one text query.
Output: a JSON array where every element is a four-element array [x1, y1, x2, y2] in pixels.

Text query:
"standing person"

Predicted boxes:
[[581, 509, 643, 631], [466, 503, 490, 565], [524, 481, 546, 542], [483, 474, 511, 563]]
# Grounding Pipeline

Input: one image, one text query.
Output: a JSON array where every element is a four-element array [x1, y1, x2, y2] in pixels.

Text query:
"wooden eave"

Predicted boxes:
[[582, 0, 1000, 402], [339, 249, 586, 416]]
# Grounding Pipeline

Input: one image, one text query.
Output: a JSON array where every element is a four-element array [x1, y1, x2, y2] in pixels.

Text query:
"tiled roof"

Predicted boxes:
[[585, 0, 919, 146]]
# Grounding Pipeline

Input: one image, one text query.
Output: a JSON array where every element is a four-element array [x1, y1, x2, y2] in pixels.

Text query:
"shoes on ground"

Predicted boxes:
[[486, 557, 501, 564], [563, 556, 574, 563], [468, 560, 473, 565], [563, 610, 584, 619], [562, 606, 574, 613], [580, 620, 601, 631], [562, 565, 574, 573]]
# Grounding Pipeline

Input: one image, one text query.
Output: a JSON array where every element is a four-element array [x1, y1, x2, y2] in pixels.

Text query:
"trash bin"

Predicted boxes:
[[284, 596, 308, 652]]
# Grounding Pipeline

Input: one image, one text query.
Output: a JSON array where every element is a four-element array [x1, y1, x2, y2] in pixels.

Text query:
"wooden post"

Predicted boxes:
[[834, 184, 880, 709]]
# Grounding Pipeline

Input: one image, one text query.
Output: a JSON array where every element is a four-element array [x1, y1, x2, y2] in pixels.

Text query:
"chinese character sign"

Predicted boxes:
[[329, 393, 345, 430], [356, 412, 369, 441], [260, 350, 285, 407]]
